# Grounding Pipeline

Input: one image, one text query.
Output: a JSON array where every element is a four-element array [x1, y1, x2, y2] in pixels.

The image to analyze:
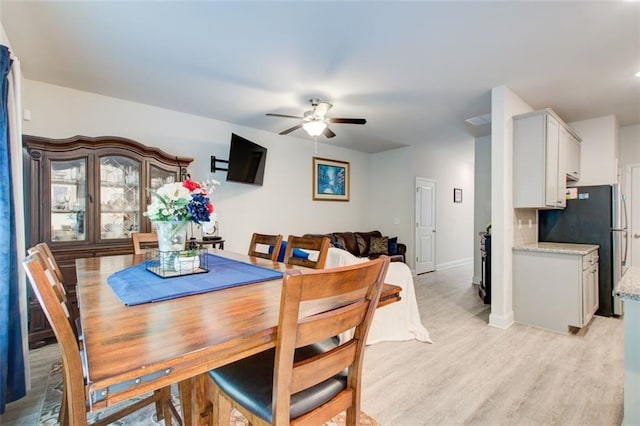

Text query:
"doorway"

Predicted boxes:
[[415, 177, 436, 274]]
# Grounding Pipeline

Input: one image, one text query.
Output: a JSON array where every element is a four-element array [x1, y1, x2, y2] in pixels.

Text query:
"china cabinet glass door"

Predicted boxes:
[[149, 163, 177, 190], [50, 159, 87, 242], [147, 163, 179, 231], [99, 155, 141, 239]]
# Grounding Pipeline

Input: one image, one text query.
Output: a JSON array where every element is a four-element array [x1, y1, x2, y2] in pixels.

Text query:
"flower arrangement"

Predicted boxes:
[[145, 179, 217, 224]]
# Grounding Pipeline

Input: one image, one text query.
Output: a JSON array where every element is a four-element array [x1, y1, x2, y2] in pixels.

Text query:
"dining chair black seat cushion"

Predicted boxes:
[[208, 340, 345, 422]]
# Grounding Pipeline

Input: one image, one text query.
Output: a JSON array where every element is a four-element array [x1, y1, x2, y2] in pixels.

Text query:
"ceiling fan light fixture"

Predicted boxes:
[[303, 120, 327, 137]]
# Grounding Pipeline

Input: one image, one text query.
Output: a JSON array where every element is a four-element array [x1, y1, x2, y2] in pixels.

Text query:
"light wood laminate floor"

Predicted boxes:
[[1, 263, 624, 425], [361, 264, 624, 425]]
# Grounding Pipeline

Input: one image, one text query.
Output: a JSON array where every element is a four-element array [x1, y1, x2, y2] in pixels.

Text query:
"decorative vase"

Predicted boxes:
[[154, 221, 188, 252]]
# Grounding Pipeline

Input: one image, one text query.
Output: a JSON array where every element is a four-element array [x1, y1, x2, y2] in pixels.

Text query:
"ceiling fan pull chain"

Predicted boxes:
[[314, 136, 318, 154]]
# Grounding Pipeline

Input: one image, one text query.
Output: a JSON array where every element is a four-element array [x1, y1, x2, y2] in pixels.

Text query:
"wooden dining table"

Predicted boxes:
[[75, 250, 401, 425]]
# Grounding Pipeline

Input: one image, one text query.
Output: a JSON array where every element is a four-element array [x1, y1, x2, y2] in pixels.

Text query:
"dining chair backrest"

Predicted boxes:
[[271, 256, 390, 423], [283, 235, 330, 269], [23, 252, 179, 426], [27, 243, 70, 302], [248, 233, 283, 261], [28, 242, 65, 285], [132, 232, 158, 254], [26, 245, 76, 330], [23, 253, 89, 425]]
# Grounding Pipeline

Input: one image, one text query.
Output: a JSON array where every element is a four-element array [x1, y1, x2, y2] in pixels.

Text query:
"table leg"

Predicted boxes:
[[188, 372, 213, 426], [178, 378, 193, 425]]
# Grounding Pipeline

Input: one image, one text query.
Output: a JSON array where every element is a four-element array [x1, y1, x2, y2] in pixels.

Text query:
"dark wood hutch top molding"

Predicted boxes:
[[23, 134, 194, 166]]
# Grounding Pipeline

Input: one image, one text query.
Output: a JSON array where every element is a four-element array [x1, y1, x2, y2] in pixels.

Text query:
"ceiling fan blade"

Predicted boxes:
[[327, 118, 367, 125], [323, 127, 336, 138], [314, 102, 333, 117], [266, 113, 304, 119], [279, 124, 303, 135]]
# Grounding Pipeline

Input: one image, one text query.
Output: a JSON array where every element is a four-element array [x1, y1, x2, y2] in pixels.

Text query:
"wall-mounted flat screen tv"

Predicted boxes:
[[226, 133, 267, 186]]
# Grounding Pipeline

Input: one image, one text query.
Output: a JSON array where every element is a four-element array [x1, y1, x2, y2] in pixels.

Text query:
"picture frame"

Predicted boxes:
[[453, 188, 463, 203], [313, 157, 350, 201]]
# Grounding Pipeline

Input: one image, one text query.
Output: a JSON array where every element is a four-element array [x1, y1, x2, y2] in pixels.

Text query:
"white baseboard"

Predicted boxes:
[[436, 257, 473, 271], [489, 311, 514, 329]]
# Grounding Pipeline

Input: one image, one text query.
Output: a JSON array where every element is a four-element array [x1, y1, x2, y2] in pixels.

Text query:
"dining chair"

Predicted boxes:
[[207, 255, 390, 425], [27, 243, 68, 306], [28, 242, 65, 282], [248, 233, 283, 261], [22, 252, 181, 426], [283, 235, 331, 269], [132, 232, 159, 254]]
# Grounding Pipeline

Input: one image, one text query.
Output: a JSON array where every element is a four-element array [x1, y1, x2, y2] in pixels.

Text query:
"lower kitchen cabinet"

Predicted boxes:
[[513, 243, 599, 334]]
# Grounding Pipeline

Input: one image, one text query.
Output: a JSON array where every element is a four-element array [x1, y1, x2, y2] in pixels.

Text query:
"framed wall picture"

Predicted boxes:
[[313, 157, 350, 201], [454, 188, 463, 203]]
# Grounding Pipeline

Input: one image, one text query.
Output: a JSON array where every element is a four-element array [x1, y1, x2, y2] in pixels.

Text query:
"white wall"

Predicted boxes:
[[21, 80, 374, 253], [619, 124, 640, 174], [490, 85, 533, 329], [370, 146, 413, 260], [620, 123, 640, 208], [473, 134, 491, 284], [411, 139, 475, 270], [1, 11, 10, 47], [569, 115, 619, 186]]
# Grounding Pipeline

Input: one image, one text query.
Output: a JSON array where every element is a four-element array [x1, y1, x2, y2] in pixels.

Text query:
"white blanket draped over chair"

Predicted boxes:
[[306, 247, 432, 345]]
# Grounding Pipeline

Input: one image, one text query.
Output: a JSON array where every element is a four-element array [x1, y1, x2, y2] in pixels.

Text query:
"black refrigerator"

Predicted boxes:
[[538, 184, 628, 317]]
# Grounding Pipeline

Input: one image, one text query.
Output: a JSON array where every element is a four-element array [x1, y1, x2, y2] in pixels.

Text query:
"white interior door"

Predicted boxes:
[[415, 178, 436, 274]]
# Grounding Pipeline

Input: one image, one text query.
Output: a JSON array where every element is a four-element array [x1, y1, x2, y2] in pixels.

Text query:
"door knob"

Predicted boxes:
[[634, 234, 640, 239]]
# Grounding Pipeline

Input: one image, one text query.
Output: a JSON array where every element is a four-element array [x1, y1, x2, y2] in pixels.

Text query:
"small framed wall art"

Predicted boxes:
[[313, 157, 350, 201], [453, 188, 463, 203]]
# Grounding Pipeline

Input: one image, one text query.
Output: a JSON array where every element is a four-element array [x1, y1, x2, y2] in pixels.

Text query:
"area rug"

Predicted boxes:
[[39, 362, 378, 425]]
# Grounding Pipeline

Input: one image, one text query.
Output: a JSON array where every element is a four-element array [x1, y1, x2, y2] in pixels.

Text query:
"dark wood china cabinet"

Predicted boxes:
[[23, 135, 193, 347]]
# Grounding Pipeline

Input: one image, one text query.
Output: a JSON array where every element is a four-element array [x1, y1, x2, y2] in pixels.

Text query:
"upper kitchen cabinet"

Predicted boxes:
[[23, 135, 193, 347], [564, 127, 581, 181], [513, 108, 581, 209]]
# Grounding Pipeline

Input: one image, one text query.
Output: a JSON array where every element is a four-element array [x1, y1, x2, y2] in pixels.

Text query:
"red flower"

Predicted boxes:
[[207, 203, 214, 213], [182, 179, 201, 192]]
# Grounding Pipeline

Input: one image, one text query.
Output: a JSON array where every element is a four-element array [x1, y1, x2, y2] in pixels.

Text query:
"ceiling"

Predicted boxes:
[[2, 1, 639, 153]]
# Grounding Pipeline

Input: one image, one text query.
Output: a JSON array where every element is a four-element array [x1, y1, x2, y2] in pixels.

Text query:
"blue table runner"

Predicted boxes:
[[107, 254, 283, 306]]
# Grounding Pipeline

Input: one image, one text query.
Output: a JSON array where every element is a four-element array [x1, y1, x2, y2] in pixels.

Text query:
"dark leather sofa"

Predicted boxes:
[[302, 230, 406, 263]]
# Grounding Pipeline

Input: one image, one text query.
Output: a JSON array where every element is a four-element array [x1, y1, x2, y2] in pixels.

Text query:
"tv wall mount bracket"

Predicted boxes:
[[210, 156, 228, 173]]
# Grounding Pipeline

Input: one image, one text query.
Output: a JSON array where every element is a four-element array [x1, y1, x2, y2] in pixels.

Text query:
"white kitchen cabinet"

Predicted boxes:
[[513, 108, 581, 209], [582, 250, 599, 324], [564, 127, 581, 181], [513, 243, 599, 334]]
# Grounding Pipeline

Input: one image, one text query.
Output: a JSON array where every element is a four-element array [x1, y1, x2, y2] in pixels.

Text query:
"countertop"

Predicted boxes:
[[512, 242, 599, 255], [615, 267, 640, 302]]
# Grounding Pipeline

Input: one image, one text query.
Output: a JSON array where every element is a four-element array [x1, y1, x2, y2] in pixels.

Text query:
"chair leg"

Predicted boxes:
[[59, 375, 69, 425], [345, 407, 360, 426], [212, 383, 232, 426], [162, 386, 173, 426], [154, 388, 165, 421]]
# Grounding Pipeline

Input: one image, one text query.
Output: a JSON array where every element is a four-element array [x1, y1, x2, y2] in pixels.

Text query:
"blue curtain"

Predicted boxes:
[[0, 44, 26, 414]]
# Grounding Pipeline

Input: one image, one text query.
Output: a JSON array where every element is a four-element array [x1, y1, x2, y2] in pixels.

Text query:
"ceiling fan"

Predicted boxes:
[[266, 98, 366, 138]]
